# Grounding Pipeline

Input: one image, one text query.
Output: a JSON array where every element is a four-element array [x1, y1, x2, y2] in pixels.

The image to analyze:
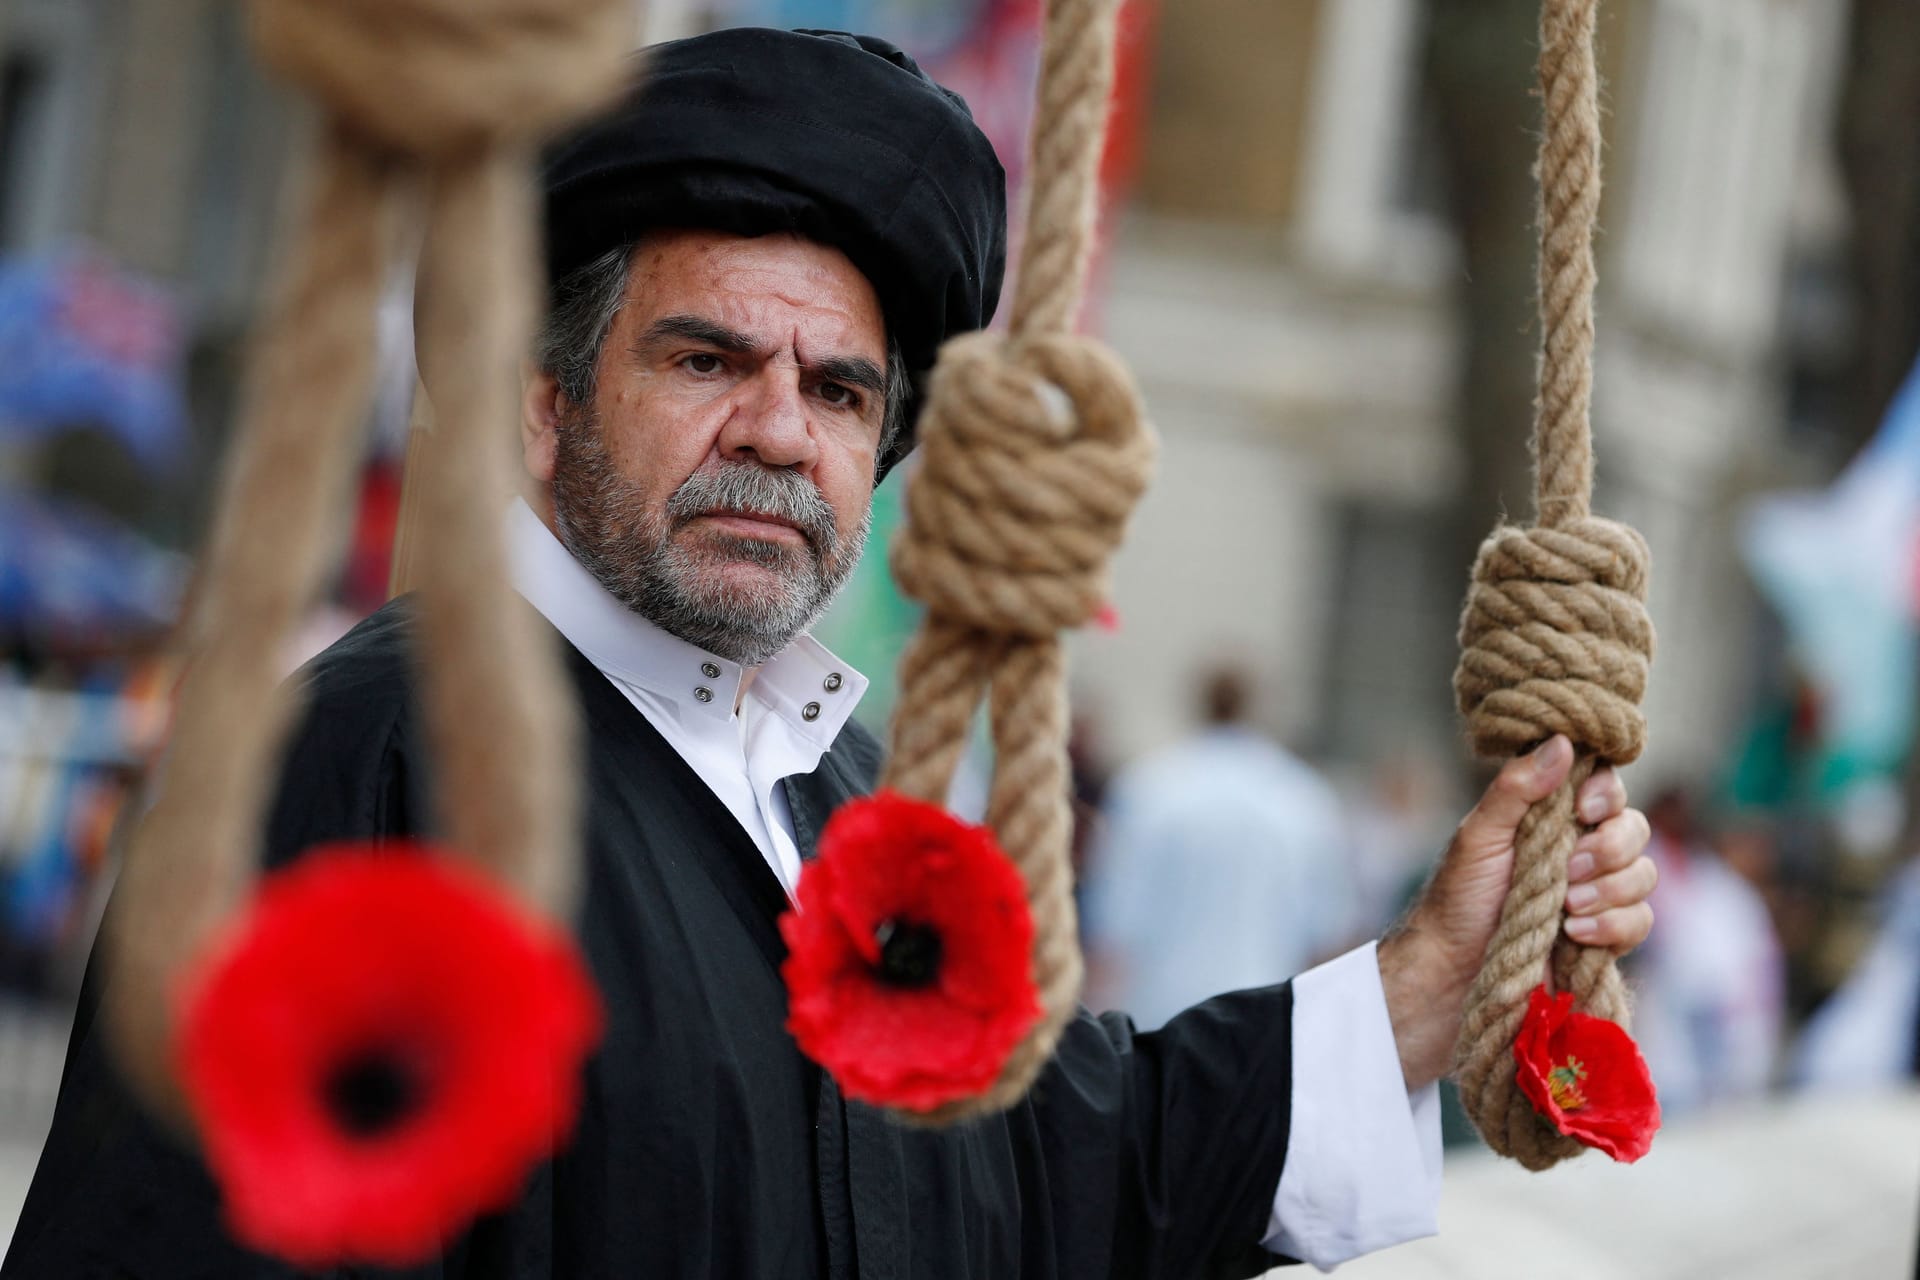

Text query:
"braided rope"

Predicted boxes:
[[880, 0, 1155, 1124], [1448, 0, 1656, 1169], [105, 0, 628, 1124]]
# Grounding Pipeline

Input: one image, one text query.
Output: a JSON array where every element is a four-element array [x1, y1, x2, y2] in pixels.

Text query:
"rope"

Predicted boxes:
[[881, 0, 1155, 1124], [105, 0, 629, 1125], [1449, 0, 1656, 1169]]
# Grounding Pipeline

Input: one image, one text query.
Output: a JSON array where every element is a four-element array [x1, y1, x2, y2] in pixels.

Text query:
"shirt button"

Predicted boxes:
[[694, 686, 714, 704], [823, 672, 843, 693], [701, 662, 721, 679], [802, 701, 822, 722]]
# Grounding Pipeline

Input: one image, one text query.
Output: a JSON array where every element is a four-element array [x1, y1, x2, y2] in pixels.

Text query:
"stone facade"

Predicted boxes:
[[1079, 0, 1852, 792]]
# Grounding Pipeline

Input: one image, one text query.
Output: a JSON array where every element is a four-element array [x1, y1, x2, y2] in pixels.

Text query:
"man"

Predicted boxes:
[[1084, 665, 1358, 1030], [4, 28, 1656, 1279]]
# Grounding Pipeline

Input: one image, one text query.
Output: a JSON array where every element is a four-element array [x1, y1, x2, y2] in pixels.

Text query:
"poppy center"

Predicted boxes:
[[1547, 1056, 1590, 1112], [873, 918, 944, 987], [323, 1049, 423, 1138]]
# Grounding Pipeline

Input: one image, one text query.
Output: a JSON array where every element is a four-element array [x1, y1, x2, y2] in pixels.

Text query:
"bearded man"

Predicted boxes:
[[5, 27, 1657, 1280]]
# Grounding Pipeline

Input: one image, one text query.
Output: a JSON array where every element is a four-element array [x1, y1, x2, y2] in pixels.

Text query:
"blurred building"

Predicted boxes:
[[1079, 0, 1853, 787], [2, 0, 295, 313], [0, 0, 295, 531]]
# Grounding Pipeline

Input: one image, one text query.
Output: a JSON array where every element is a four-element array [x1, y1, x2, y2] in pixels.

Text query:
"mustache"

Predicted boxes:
[[665, 462, 839, 552]]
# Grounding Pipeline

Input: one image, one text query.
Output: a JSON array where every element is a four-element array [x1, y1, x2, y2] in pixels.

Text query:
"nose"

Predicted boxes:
[[717, 364, 817, 471]]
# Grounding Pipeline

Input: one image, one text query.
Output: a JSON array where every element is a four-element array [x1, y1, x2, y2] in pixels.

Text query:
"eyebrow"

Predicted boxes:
[[639, 314, 758, 355], [810, 354, 888, 398], [638, 313, 888, 399]]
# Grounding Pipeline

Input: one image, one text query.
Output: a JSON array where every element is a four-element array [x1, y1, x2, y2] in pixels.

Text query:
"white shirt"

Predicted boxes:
[[1085, 726, 1358, 1030], [506, 499, 1440, 1269], [507, 500, 867, 897]]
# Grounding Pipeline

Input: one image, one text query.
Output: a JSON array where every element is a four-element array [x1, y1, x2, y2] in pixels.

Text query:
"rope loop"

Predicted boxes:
[[248, 0, 631, 155], [1455, 516, 1653, 765], [891, 331, 1155, 638], [108, 0, 625, 1130]]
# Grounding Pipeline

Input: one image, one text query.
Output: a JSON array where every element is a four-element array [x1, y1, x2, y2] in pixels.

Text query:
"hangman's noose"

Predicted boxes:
[[104, 0, 628, 1127], [1448, 0, 1657, 1169], [879, 0, 1156, 1124]]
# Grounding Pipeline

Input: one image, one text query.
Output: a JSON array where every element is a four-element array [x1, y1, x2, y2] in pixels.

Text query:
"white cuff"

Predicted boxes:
[[1262, 941, 1443, 1271]]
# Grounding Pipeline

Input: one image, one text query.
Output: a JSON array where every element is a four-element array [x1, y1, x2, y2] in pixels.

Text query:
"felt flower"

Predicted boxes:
[[780, 791, 1043, 1112], [1513, 985, 1660, 1162], [175, 843, 602, 1267]]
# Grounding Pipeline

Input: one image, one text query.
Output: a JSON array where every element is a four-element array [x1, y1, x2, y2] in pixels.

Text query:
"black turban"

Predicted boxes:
[[540, 27, 1008, 478]]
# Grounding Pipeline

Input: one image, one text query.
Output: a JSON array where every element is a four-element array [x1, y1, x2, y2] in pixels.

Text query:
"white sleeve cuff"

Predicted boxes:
[[1262, 941, 1443, 1271]]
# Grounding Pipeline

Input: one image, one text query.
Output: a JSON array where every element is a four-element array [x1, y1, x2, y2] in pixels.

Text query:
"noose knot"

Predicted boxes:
[[248, 0, 632, 155], [890, 331, 1156, 637], [1453, 517, 1655, 765]]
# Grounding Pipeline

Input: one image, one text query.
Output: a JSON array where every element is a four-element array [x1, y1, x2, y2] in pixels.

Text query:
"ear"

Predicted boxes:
[[521, 363, 567, 485]]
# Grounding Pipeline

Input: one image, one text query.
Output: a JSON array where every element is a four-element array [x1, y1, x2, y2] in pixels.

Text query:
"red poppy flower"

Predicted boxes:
[[1513, 985, 1660, 1162], [175, 843, 602, 1267], [780, 791, 1043, 1112]]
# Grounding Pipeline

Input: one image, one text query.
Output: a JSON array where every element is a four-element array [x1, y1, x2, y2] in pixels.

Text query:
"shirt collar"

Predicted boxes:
[[505, 499, 867, 745]]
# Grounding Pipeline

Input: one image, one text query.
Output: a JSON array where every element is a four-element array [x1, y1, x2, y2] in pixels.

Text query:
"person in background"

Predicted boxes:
[[1792, 850, 1920, 1092], [1345, 748, 1458, 938], [1083, 664, 1356, 1029], [1631, 787, 1786, 1112]]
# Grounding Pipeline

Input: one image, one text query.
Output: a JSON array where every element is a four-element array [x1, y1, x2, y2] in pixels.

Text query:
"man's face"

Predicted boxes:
[[524, 229, 889, 665]]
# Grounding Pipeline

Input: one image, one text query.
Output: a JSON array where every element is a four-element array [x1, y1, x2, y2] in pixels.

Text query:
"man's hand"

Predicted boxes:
[[1377, 735, 1655, 1090]]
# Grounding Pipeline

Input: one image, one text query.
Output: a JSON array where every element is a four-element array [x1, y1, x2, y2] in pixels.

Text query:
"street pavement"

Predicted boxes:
[[1319, 1088, 1920, 1279], [0, 998, 66, 1258], [0, 1137, 37, 1263]]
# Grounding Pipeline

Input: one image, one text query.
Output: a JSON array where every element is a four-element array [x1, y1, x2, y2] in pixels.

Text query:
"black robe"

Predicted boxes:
[[5, 601, 1298, 1279]]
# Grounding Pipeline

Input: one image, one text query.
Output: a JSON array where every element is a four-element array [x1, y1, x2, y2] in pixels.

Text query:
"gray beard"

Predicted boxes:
[[549, 408, 872, 667]]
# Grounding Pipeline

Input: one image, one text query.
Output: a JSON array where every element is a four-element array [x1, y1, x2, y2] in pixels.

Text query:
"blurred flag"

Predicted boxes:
[[0, 247, 187, 470], [1741, 358, 1920, 797]]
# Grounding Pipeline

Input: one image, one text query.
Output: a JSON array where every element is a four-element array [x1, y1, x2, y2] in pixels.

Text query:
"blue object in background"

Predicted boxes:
[[3, 758, 84, 946], [0, 247, 188, 471], [0, 672, 137, 952], [0, 487, 186, 635]]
